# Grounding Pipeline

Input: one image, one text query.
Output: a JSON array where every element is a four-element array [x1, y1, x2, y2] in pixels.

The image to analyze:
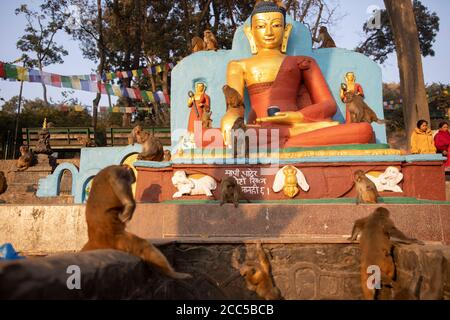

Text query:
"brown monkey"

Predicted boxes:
[[163, 150, 171, 162], [344, 92, 385, 124], [231, 117, 250, 159], [313, 26, 336, 48], [233, 242, 281, 300], [348, 207, 423, 300], [354, 170, 379, 204], [16, 146, 34, 172], [191, 36, 205, 53], [203, 30, 218, 51], [129, 125, 164, 161], [77, 136, 96, 147], [223, 85, 244, 111], [82, 165, 191, 280], [220, 176, 249, 207], [0, 171, 7, 195], [202, 105, 213, 129]]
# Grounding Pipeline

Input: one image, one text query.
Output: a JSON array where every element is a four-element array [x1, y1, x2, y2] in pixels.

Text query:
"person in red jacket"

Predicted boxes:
[[434, 121, 450, 167]]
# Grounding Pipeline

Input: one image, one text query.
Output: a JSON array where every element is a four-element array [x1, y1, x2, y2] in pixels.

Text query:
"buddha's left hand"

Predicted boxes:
[[256, 111, 304, 125]]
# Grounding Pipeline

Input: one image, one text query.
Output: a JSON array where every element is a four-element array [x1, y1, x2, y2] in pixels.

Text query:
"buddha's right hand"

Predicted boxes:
[[256, 111, 304, 125]]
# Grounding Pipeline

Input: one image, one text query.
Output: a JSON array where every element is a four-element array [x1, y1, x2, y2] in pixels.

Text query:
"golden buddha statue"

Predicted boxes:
[[224, 0, 374, 147]]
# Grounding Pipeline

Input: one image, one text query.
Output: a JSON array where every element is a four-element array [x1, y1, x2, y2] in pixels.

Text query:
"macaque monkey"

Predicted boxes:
[[313, 26, 336, 48], [220, 176, 249, 207], [232, 242, 281, 300], [82, 165, 191, 280], [163, 150, 172, 162], [191, 36, 205, 53], [203, 30, 218, 51], [231, 117, 249, 159], [0, 171, 7, 195], [16, 146, 34, 172], [202, 105, 213, 129], [223, 85, 244, 111], [348, 207, 424, 300], [354, 170, 379, 204], [344, 91, 385, 124], [129, 125, 164, 161], [77, 136, 96, 147]]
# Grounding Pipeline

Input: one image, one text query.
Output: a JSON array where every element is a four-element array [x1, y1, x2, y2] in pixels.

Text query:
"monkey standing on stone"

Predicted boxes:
[[129, 125, 164, 161], [191, 36, 205, 53], [202, 105, 213, 129], [16, 145, 34, 172], [220, 176, 249, 208], [232, 242, 281, 300], [344, 92, 385, 124], [354, 170, 379, 204], [203, 30, 218, 51], [82, 165, 191, 280], [313, 26, 336, 48], [348, 207, 424, 300]]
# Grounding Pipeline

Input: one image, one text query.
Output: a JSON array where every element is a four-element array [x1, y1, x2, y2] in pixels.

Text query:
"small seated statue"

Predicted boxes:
[[223, 0, 374, 148]]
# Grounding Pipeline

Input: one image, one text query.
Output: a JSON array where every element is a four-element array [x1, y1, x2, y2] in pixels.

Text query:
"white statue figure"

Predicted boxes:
[[272, 165, 310, 198], [366, 166, 403, 193], [172, 171, 217, 198]]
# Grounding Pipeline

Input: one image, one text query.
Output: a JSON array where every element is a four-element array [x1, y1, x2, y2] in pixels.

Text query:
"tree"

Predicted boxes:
[[357, 0, 439, 64], [15, 1, 69, 104], [381, 0, 436, 150]]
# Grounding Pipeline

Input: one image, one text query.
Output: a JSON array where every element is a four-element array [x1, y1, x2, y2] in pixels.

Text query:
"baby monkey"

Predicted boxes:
[[220, 176, 249, 208]]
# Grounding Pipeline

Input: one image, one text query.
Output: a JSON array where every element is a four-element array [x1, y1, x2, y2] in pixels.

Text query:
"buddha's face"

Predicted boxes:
[[251, 12, 285, 50]]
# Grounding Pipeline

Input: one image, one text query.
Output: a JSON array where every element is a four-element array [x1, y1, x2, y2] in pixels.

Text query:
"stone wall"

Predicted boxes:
[[1, 244, 449, 300]]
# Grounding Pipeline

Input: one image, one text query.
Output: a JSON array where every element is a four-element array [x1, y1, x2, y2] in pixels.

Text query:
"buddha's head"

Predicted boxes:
[[246, 0, 292, 54]]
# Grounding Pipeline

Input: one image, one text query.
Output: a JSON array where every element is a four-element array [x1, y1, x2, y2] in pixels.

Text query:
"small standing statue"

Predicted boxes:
[[34, 118, 53, 155], [187, 82, 210, 133]]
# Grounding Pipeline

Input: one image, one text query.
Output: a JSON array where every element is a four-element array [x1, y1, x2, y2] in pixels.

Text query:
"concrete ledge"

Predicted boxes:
[[0, 203, 449, 255], [1, 244, 449, 300]]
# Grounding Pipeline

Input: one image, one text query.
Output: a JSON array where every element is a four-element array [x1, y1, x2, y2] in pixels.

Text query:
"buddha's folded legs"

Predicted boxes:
[[282, 122, 374, 148]]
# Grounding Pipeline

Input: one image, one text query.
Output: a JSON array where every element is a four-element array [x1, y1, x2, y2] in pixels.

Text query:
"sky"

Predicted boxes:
[[0, 0, 449, 107]]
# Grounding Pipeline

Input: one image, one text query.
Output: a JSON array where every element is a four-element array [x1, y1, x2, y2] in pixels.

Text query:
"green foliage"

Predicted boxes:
[[15, 1, 69, 69], [357, 0, 440, 63]]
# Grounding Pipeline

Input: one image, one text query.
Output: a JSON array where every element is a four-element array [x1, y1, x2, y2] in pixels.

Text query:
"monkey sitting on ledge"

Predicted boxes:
[[354, 170, 379, 204], [82, 165, 191, 280], [313, 26, 336, 48], [16, 145, 34, 172], [348, 207, 424, 300], [129, 125, 164, 161]]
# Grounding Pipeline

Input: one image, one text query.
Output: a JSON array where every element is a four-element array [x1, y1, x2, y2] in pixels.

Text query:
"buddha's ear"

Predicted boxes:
[[244, 24, 258, 55], [281, 23, 293, 53]]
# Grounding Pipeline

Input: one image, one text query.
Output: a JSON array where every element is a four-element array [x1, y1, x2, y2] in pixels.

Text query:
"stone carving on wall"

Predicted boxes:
[[272, 166, 310, 198], [172, 171, 217, 198], [366, 166, 403, 193]]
